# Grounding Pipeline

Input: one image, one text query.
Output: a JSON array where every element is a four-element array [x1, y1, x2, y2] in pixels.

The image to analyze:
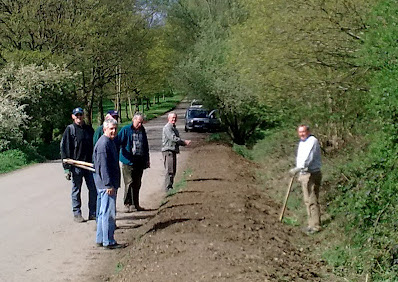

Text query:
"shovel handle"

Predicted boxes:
[[279, 176, 295, 222]]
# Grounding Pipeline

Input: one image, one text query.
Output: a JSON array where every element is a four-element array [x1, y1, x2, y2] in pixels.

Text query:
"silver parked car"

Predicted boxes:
[[184, 106, 221, 132]]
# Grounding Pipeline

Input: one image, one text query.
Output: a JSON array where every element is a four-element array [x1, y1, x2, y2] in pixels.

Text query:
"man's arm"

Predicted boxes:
[[60, 126, 72, 170], [163, 125, 180, 142], [142, 127, 150, 168]]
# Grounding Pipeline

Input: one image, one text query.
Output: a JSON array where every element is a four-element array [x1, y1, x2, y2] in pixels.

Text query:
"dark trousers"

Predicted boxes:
[[122, 163, 144, 208], [163, 151, 177, 190], [71, 166, 97, 217]]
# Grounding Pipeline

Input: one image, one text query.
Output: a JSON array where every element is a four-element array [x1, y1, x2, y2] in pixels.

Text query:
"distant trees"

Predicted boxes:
[[160, 0, 270, 144], [0, 0, 175, 149], [0, 0, 383, 149], [159, 0, 376, 146]]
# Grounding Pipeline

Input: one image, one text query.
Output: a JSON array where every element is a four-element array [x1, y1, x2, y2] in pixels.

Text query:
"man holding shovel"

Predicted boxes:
[[289, 124, 322, 235]]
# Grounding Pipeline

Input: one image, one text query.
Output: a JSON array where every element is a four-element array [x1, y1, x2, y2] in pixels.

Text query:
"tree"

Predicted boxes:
[[229, 0, 375, 147], [163, 0, 272, 144], [0, 63, 79, 147]]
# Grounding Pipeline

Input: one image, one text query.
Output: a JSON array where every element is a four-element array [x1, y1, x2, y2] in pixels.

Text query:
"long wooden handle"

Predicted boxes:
[[279, 176, 295, 222], [63, 158, 94, 168], [74, 163, 96, 172]]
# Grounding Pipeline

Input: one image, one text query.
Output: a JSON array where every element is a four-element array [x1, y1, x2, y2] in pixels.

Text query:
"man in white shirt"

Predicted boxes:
[[290, 124, 322, 234]]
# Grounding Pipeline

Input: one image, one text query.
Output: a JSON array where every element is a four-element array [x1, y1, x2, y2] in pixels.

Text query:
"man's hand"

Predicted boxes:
[[64, 169, 71, 181], [185, 140, 191, 146], [289, 167, 301, 176], [106, 188, 116, 196]]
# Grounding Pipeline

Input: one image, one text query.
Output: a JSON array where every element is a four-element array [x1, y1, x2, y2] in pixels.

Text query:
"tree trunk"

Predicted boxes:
[[86, 66, 96, 126], [97, 94, 104, 126]]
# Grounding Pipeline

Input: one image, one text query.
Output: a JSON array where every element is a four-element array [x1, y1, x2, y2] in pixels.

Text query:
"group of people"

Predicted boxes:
[[60, 105, 323, 250], [60, 107, 190, 249]]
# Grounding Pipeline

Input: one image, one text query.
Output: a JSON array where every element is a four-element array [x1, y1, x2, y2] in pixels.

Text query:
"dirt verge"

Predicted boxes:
[[108, 142, 339, 281]]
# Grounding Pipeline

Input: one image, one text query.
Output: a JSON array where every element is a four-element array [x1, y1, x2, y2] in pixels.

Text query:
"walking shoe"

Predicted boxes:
[[88, 215, 96, 221], [74, 214, 85, 223], [103, 243, 128, 250], [96, 243, 103, 247], [301, 226, 319, 235], [135, 206, 145, 211], [124, 205, 132, 213]]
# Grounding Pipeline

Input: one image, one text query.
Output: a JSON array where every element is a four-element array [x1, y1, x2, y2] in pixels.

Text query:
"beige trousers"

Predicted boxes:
[[298, 171, 322, 230]]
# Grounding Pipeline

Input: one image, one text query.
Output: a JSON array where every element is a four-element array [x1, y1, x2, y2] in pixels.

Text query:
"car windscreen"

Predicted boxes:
[[187, 109, 208, 118]]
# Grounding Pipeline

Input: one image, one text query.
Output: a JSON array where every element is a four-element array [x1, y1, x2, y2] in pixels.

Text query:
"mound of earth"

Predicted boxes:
[[111, 143, 336, 281]]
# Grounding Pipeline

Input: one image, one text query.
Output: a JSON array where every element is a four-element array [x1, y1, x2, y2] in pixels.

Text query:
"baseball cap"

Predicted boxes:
[[72, 107, 84, 115], [107, 110, 119, 118]]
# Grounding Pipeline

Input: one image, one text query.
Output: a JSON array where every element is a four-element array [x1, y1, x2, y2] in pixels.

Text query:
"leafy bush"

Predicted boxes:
[[0, 146, 44, 174], [323, 1, 398, 280], [0, 63, 78, 150]]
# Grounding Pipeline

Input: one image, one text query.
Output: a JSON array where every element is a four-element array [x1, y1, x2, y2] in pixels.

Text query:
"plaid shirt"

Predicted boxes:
[[118, 123, 149, 166], [131, 129, 144, 156]]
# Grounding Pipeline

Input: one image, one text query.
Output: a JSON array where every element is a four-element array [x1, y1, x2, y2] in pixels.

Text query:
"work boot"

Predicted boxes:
[[74, 214, 85, 223], [301, 226, 319, 235]]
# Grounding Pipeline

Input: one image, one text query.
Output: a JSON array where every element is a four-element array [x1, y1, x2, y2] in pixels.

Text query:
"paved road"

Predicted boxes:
[[0, 101, 206, 282]]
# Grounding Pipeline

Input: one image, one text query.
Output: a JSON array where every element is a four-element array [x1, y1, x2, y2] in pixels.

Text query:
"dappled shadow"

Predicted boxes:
[[117, 213, 156, 221], [160, 203, 203, 211], [174, 190, 205, 194], [145, 217, 204, 234], [116, 223, 143, 230], [187, 178, 225, 182]]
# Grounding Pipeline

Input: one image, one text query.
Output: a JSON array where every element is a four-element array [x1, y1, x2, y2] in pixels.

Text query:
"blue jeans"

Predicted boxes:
[[71, 167, 97, 217], [96, 189, 117, 246]]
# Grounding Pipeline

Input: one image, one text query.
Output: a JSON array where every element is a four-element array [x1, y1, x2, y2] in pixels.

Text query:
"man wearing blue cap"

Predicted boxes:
[[93, 110, 119, 146], [61, 107, 97, 223]]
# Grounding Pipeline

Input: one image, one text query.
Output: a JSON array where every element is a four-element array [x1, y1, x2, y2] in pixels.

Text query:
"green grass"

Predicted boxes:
[[0, 147, 45, 174], [160, 168, 193, 206], [92, 94, 185, 128], [232, 144, 253, 160], [115, 262, 124, 273], [166, 168, 192, 197]]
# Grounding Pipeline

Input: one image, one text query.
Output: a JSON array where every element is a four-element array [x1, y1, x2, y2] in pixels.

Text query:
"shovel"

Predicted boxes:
[[279, 176, 295, 222]]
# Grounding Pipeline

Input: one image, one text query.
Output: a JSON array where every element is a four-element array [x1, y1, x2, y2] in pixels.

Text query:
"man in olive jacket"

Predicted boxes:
[[162, 112, 191, 191]]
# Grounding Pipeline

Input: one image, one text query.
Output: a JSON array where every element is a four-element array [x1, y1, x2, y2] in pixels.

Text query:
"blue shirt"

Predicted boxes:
[[93, 135, 120, 190]]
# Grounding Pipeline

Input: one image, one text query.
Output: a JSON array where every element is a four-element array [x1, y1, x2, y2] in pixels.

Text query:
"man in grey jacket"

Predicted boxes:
[[162, 112, 191, 191]]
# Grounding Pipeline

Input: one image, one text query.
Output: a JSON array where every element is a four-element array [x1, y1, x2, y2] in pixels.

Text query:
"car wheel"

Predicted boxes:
[[185, 126, 189, 132]]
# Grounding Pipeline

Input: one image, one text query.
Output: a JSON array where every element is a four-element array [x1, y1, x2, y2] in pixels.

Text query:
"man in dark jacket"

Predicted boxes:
[[118, 113, 150, 212], [93, 118, 125, 249], [60, 107, 96, 223]]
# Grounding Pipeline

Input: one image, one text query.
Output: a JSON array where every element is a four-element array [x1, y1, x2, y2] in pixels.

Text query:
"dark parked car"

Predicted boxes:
[[184, 106, 221, 132]]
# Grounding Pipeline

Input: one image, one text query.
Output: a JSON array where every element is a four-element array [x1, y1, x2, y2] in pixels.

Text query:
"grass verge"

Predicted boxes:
[[0, 146, 45, 174]]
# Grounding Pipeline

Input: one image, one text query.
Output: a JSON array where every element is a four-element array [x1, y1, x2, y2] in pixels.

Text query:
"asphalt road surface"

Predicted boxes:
[[0, 101, 204, 282]]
